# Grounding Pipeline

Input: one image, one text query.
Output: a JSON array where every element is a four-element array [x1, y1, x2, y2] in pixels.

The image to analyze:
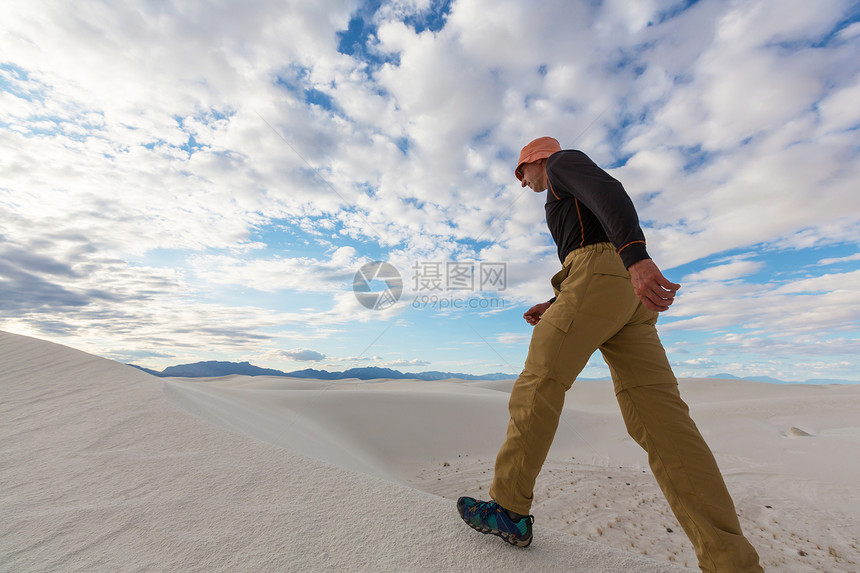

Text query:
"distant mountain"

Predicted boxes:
[[713, 373, 790, 383], [748, 375, 792, 384], [130, 363, 856, 384], [162, 361, 288, 378], [710, 373, 856, 385], [128, 361, 514, 381], [286, 365, 516, 381]]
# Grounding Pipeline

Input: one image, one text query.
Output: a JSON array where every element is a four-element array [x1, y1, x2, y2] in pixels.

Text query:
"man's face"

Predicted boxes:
[[519, 160, 547, 192]]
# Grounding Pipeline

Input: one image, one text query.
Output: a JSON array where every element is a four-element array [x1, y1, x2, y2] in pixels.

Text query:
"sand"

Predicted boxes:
[[2, 330, 858, 571]]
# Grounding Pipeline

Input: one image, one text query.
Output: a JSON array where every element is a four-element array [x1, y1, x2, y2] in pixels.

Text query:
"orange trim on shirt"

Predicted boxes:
[[574, 198, 586, 247], [618, 240, 646, 254], [548, 169, 585, 247], [546, 171, 559, 200]]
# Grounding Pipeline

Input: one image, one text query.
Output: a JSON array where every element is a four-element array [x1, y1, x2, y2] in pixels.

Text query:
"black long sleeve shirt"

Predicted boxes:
[[544, 150, 650, 268]]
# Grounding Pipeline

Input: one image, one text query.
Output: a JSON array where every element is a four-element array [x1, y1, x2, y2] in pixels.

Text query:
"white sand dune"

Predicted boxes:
[[162, 375, 514, 483], [162, 368, 860, 570], [1, 331, 689, 572]]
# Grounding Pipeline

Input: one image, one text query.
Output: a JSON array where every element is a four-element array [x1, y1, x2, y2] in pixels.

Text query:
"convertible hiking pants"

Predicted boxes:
[[489, 243, 762, 573]]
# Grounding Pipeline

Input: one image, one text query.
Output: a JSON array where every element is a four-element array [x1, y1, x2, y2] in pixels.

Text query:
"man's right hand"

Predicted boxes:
[[628, 259, 681, 312], [523, 301, 553, 326]]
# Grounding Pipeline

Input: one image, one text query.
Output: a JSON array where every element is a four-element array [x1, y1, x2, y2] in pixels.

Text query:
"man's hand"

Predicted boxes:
[[628, 259, 681, 312], [523, 301, 553, 325]]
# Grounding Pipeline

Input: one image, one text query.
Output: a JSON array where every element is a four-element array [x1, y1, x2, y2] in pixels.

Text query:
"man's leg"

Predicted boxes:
[[489, 362, 577, 515], [601, 312, 763, 573], [490, 245, 636, 515]]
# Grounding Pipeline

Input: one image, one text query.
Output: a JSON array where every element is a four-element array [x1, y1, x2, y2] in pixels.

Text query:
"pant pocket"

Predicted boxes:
[[550, 265, 571, 294], [592, 252, 629, 278]]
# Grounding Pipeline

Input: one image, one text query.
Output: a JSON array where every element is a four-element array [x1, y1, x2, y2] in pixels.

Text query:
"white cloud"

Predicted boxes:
[[496, 332, 530, 345], [1, 0, 858, 379], [278, 348, 327, 361], [7, 0, 853, 275], [770, 270, 860, 295], [817, 253, 860, 266], [683, 260, 764, 282], [663, 269, 860, 338], [377, 358, 432, 368], [188, 246, 362, 293]]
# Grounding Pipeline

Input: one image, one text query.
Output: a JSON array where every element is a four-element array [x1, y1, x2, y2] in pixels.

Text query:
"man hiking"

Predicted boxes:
[[457, 137, 763, 573]]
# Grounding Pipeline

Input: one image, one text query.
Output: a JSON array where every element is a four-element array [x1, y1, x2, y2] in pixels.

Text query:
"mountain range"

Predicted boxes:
[[129, 361, 515, 381], [127, 362, 855, 384], [710, 373, 854, 385]]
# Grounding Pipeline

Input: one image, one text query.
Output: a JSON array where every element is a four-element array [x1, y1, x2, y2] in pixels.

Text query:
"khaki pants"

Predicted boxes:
[[489, 243, 762, 573]]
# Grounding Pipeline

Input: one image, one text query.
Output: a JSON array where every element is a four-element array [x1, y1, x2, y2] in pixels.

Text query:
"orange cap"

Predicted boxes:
[[515, 136, 561, 180]]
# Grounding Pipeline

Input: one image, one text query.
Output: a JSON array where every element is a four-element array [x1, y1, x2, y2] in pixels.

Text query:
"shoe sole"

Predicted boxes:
[[458, 512, 532, 547]]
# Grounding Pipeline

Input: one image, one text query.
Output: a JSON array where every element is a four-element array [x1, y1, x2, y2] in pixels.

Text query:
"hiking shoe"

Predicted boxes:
[[457, 497, 534, 547]]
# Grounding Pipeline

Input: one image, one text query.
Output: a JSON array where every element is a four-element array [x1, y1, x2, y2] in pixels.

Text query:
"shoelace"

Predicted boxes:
[[471, 500, 532, 528], [474, 501, 500, 520]]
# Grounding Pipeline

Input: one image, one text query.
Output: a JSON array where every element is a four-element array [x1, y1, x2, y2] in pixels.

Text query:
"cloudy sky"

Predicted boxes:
[[1, 0, 859, 382]]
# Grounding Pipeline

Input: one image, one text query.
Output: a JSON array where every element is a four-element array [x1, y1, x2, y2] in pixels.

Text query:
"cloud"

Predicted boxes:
[[5, 1, 859, 261], [279, 348, 327, 361], [0, 232, 386, 370], [496, 332, 530, 345], [817, 253, 860, 266], [0, 239, 180, 316], [683, 260, 764, 282], [678, 358, 717, 368], [188, 246, 362, 293], [663, 269, 860, 338], [1, 0, 858, 380], [323, 355, 380, 363], [5, 0, 855, 277], [377, 358, 432, 368]]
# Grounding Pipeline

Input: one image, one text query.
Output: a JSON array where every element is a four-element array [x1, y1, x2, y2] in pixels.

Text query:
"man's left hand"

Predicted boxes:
[[628, 259, 681, 312]]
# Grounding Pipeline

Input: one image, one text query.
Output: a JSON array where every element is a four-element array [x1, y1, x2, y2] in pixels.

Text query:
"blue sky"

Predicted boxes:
[[1, 0, 859, 382]]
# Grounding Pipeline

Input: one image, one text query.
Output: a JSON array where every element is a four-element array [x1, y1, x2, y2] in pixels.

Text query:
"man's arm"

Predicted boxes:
[[523, 298, 555, 325]]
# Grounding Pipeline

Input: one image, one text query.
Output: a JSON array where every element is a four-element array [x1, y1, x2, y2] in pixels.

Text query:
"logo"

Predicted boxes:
[[353, 261, 403, 310]]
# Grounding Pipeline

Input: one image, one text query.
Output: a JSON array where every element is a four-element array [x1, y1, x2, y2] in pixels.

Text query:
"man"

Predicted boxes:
[[457, 137, 763, 573]]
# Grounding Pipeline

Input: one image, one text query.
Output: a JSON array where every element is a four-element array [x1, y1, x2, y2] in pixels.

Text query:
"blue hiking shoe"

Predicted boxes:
[[457, 497, 534, 547]]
